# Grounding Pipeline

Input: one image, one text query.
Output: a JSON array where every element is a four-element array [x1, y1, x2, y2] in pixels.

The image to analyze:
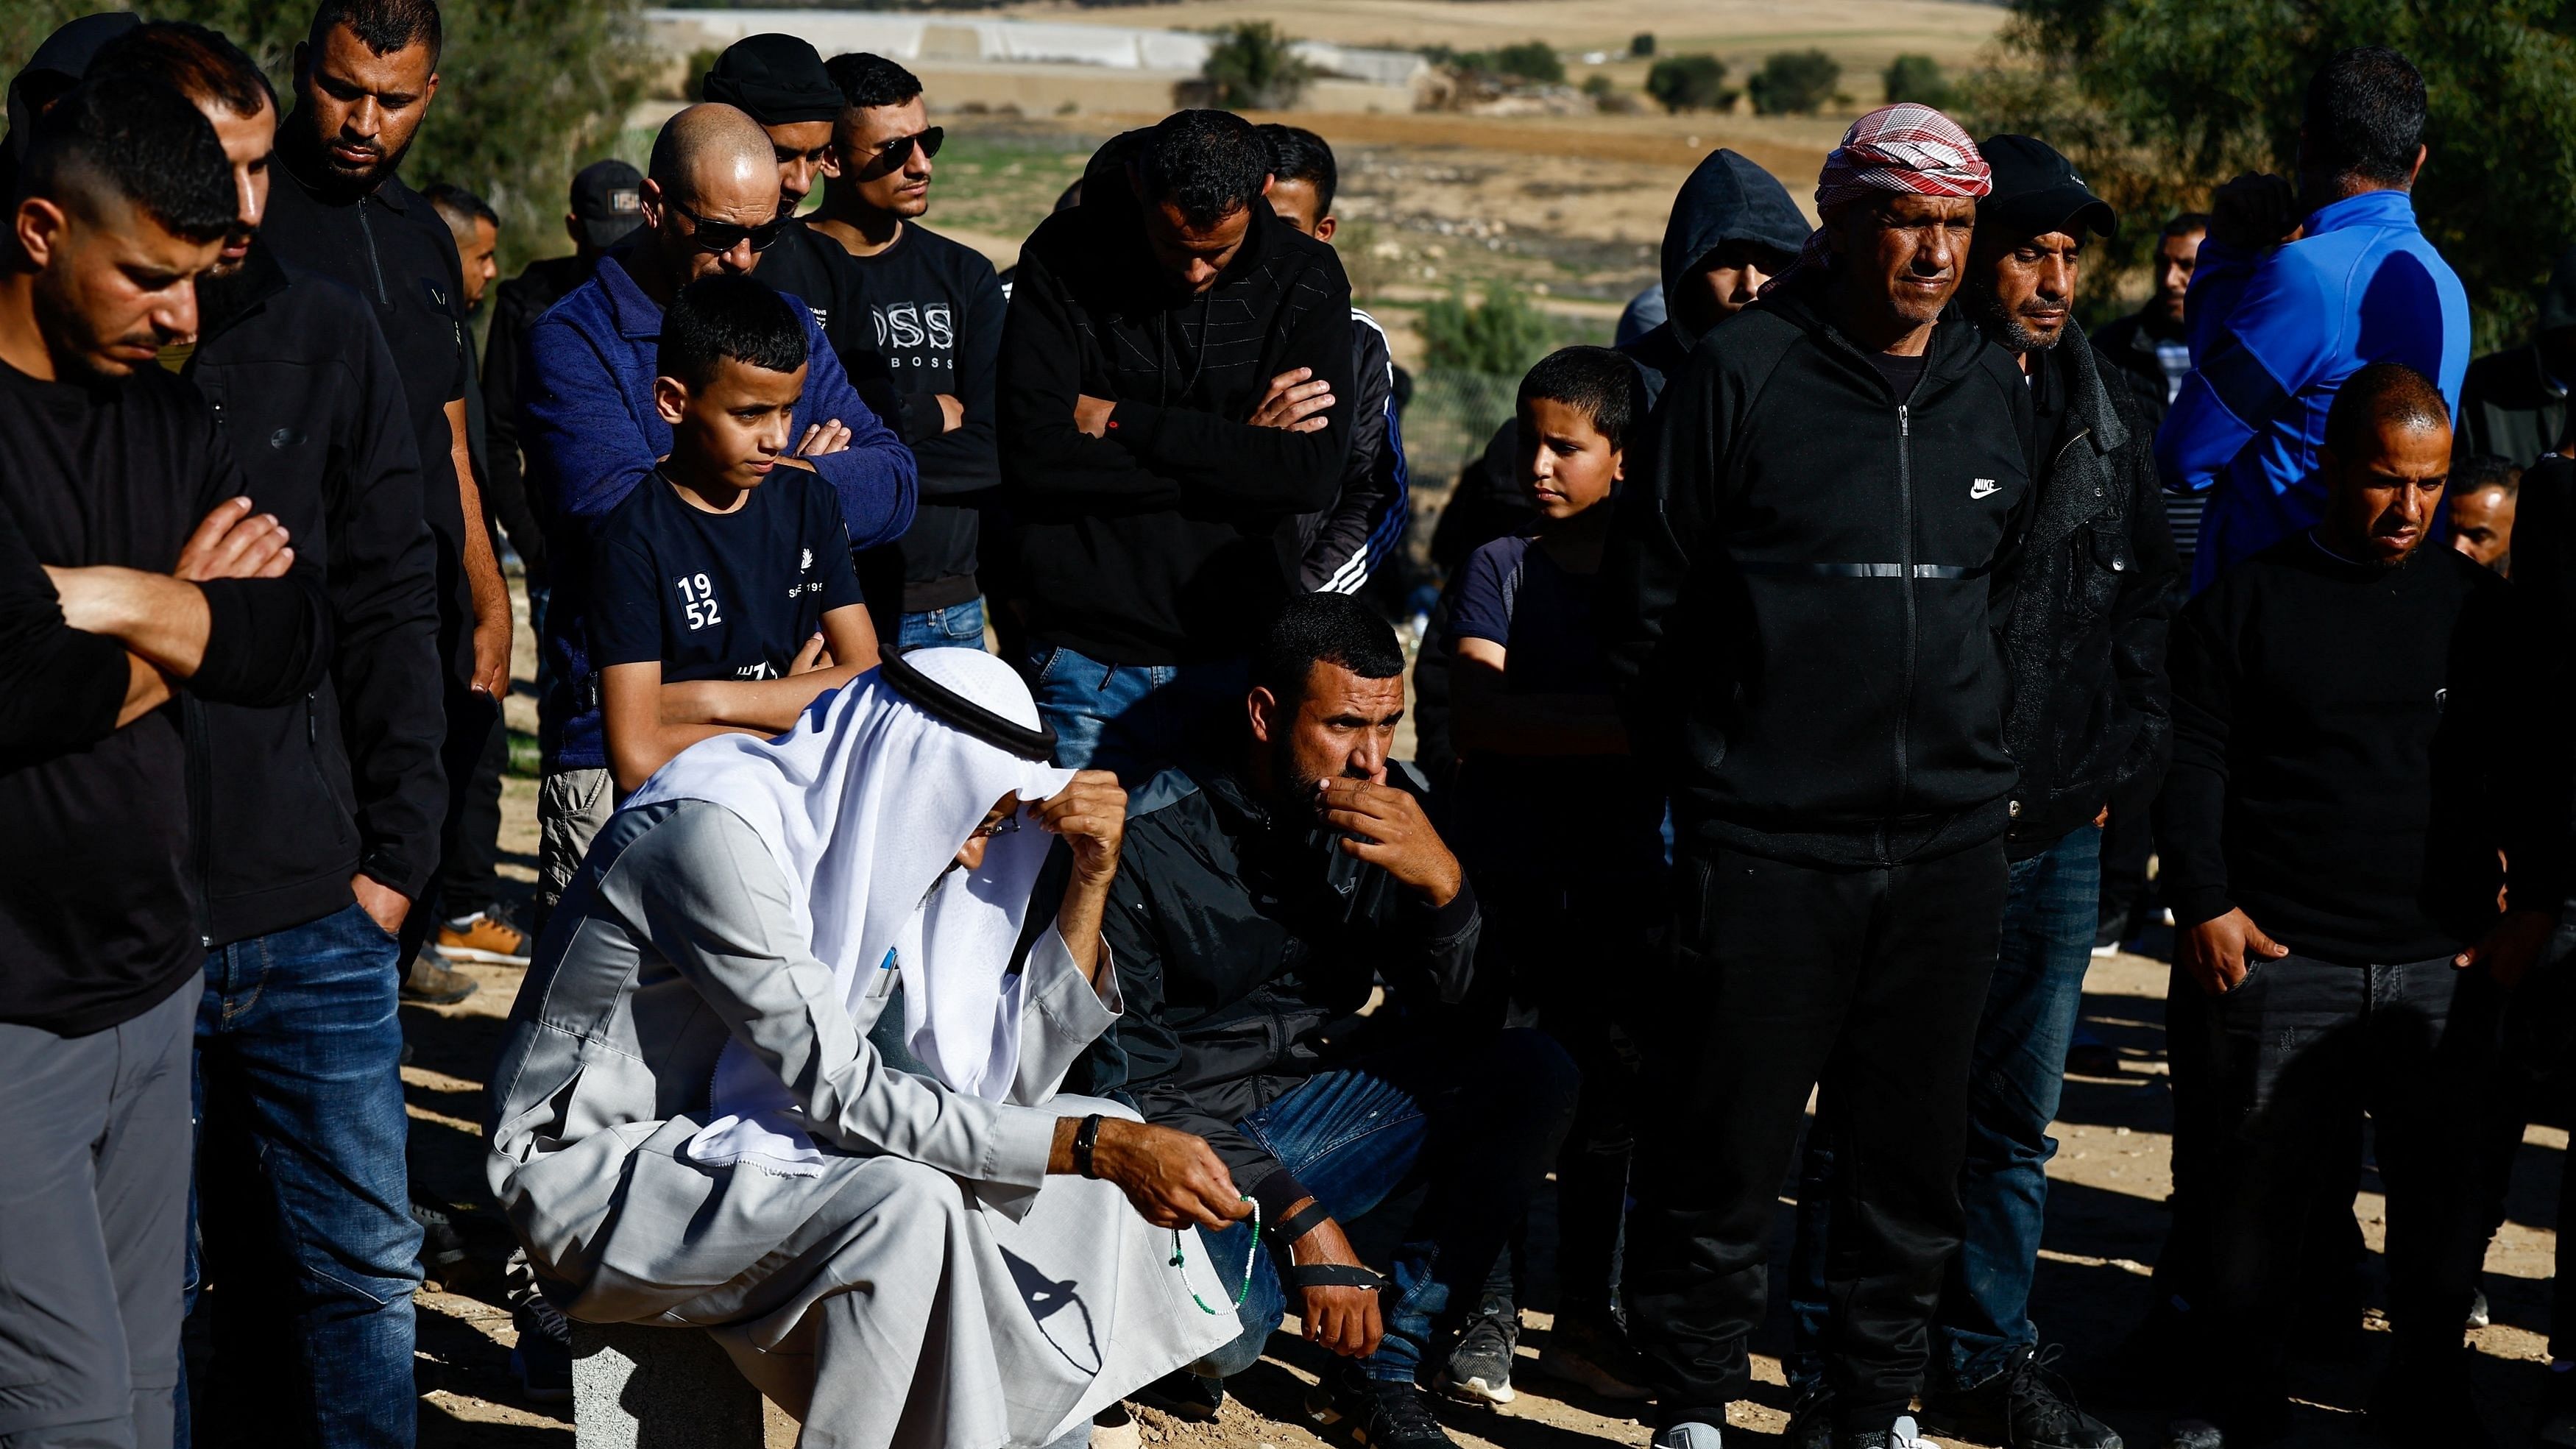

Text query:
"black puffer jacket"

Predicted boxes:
[[1998, 325, 2177, 857], [1081, 768, 1477, 1215], [1602, 268, 2037, 869]]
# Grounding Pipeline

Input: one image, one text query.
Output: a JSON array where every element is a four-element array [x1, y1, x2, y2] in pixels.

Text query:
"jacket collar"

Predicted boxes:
[[197, 240, 293, 346], [597, 250, 665, 341], [1761, 266, 1994, 395], [274, 117, 414, 211], [2042, 318, 2129, 457], [2301, 187, 2417, 238]]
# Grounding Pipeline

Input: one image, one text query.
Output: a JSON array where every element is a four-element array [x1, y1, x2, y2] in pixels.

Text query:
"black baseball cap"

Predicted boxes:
[[570, 159, 644, 248], [1977, 134, 2117, 242]]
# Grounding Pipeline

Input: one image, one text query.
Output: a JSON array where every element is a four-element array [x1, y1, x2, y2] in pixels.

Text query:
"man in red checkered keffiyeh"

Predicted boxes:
[[1774, 103, 1993, 288]]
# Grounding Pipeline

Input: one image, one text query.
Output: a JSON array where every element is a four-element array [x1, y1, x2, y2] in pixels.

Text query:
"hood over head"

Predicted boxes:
[[1660, 149, 1810, 294]]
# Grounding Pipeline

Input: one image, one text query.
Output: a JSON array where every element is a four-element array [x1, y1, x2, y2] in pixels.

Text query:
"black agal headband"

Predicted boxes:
[[874, 650, 1058, 762]]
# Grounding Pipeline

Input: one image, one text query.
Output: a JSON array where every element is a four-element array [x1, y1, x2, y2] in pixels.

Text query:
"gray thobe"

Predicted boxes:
[[486, 800, 1239, 1449]]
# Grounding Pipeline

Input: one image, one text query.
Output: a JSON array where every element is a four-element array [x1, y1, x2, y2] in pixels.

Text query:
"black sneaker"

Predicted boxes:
[[1306, 1373, 1459, 1449], [1434, 1298, 1518, 1406], [2536, 1362, 2576, 1449], [1532, 1314, 1652, 1400], [1924, 1345, 2122, 1449], [511, 1296, 572, 1404], [1784, 1384, 1835, 1449], [401, 946, 479, 1005], [1133, 1368, 1225, 1422], [410, 1194, 472, 1280], [2368, 1355, 2494, 1448], [1836, 1414, 1935, 1448]]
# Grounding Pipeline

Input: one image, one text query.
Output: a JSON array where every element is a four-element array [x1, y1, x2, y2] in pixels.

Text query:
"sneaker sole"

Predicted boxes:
[[1532, 1351, 1652, 1401], [401, 985, 480, 1005], [438, 946, 531, 966], [1434, 1371, 1515, 1406]]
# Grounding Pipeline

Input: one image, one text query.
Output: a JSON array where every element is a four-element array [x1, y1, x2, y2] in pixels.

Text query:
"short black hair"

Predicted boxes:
[[824, 52, 922, 111], [2163, 211, 2212, 238], [422, 181, 496, 233], [1254, 593, 1404, 705], [1136, 109, 1272, 229], [308, 0, 442, 66], [1258, 123, 1336, 216], [2323, 361, 2449, 456], [2456, 454, 2522, 499], [88, 21, 276, 120], [22, 76, 236, 246], [657, 274, 808, 390], [1518, 346, 1646, 451], [2302, 46, 2425, 188]]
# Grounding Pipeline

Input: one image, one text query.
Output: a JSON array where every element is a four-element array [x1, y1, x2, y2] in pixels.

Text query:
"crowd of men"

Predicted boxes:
[[2, 4, 2572, 1448]]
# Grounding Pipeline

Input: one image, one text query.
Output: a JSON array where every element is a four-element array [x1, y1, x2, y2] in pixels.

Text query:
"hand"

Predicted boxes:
[[2209, 172, 2300, 251], [1248, 367, 1335, 433], [935, 393, 964, 433], [789, 632, 833, 674], [1315, 777, 1463, 907], [470, 610, 510, 698], [1073, 394, 1116, 439], [2179, 907, 2288, 996], [796, 419, 852, 458], [2457, 908, 2557, 990], [1077, 1117, 1250, 1230], [1033, 770, 1126, 882], [1287, 1212, 1384, 1358], [350, 874, 410, 936], [174, 497, 294, 581]]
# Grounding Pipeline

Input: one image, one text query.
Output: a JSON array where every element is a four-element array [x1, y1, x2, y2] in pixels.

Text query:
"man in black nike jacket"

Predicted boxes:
[[1602, 106, 2035, 1449]]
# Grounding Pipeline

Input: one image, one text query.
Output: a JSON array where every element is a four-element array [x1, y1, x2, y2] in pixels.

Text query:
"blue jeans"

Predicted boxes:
[[187, 902, 424, 1448], [1787, 826, 2101, 1395], [897, 597, 987, 652], [1022, 643, 1248, 783], [1191, 1030, 1579, 1385]]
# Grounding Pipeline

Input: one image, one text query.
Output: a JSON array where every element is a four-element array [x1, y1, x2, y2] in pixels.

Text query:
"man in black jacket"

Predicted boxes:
[[1602, 105, 2031, 1449], [1779, 135, 2166, 1449], [0, 77, 332, 1449], [1089, 594, 1575, 1449], [261, 0, 514, 991], [89, 27, 447, 1440], [2156, 363, 2563, 1445], [999, 109, 1354, 782]]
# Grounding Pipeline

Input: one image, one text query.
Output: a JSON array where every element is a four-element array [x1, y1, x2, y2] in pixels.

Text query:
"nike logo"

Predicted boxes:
[[1969, 478, 2000, 499]]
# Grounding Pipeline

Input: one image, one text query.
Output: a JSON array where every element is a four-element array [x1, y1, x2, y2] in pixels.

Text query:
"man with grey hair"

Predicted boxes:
[[522, 101, 914, 931]]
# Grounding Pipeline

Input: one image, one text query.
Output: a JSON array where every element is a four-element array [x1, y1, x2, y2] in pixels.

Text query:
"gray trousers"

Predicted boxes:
[[0, 979, 197, 1448], [531, 766, 615, 943]]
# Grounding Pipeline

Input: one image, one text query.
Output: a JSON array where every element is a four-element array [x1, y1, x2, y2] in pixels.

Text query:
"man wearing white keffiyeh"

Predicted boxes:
[[485, 648, 1245, 1448]]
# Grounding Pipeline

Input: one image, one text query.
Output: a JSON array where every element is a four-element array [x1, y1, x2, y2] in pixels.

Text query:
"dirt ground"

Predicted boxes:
[[385, 574, 2566, 1448]]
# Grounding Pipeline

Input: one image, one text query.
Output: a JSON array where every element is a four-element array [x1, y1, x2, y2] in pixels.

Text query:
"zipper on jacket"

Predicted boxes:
[[1890, 401, 1915, 865], [356, 196, 389, 305]]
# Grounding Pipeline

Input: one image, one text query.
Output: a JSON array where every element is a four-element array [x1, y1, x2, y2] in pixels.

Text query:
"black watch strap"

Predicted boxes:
[[1072, 1113, 1104, 1179], [1271, 1199, 1335, 1245], [1284, 1263, 1385, 1291]]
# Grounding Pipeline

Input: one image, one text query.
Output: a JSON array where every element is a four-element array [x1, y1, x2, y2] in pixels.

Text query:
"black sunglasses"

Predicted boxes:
[[851, 127, 945, 174], [670, 202, 790, 255]]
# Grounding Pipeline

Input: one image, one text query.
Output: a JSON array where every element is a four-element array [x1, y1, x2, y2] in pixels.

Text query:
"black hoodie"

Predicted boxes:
[[997, 136, 1355, 665], [1603, 269, 2037, 869], [1620, 149, 1812, 406]]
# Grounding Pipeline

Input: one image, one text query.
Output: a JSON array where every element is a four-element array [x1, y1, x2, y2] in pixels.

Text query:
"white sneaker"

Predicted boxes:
[[1889, 1415, 1936, 1448], [1652, 1421, 1722, 1449]]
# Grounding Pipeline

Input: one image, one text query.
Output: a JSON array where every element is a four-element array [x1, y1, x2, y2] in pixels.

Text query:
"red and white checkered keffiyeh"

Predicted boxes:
[[1773, 104, 1992, 287]]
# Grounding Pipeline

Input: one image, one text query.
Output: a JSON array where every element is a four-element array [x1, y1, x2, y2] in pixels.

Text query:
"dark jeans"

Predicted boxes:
[[2190, 951, 2502, 1431], [2093, 772, 2157, 946], [1623, 840, 2009, 1435], [428, 706, 508, 925], [1787, 826, 2100, 1395], [188, 904, 423, 1448], [1191, 1030, 1579, 1385], [402, 684, 500, 960], [896, 598, 987, 653], [1022, 644, 1247, 786]]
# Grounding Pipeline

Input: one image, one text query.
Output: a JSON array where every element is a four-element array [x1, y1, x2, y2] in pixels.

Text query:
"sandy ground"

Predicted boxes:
[[380, 573, 2565, 1448]]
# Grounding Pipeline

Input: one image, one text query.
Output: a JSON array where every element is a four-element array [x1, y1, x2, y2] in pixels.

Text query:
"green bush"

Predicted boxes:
[[1882, 53, 1951, 108], [1490, 40, 1565, 84], [1630, 32, 1657, 59], [1203, 21, 1314, 110], [1645, 54, 1734, 115], [1420, 287, 1553, 376], [1747, 48, 1842, 116]]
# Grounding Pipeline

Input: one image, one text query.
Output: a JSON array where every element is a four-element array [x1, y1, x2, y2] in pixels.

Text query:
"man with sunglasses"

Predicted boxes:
[[699, 34, 905, 434], [807, 52, 1004, 655], [521, 101, 916, 933]]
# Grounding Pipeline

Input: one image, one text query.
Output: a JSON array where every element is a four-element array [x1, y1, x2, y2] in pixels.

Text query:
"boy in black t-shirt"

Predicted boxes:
[[1437, 347, 1661, 1406], [592, 275, 880, 794]]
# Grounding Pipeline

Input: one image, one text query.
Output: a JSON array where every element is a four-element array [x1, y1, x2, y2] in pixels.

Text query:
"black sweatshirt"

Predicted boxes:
[[261, 125, 476, 686], [841, 220, 1005, 617], [2156, 536, 2568, 963], [186, 246, 448, 944], [0, 358, 333, 1034], [999, 149, 1355, 665], [484, 252, 595, 581], [1602, 269, 2037, 869]]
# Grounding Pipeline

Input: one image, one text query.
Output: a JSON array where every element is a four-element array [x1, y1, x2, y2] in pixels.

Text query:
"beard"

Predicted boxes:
[[31, 266, 158, 383], [1972, 286, 2067, 354], [195, 256, 262, 336]]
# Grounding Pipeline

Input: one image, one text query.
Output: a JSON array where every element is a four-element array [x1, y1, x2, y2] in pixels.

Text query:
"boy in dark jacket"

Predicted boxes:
[[1602, 106, 2032, 1449], [1781, 135, 2166, 1449], [998, 109, 1354, 782]]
